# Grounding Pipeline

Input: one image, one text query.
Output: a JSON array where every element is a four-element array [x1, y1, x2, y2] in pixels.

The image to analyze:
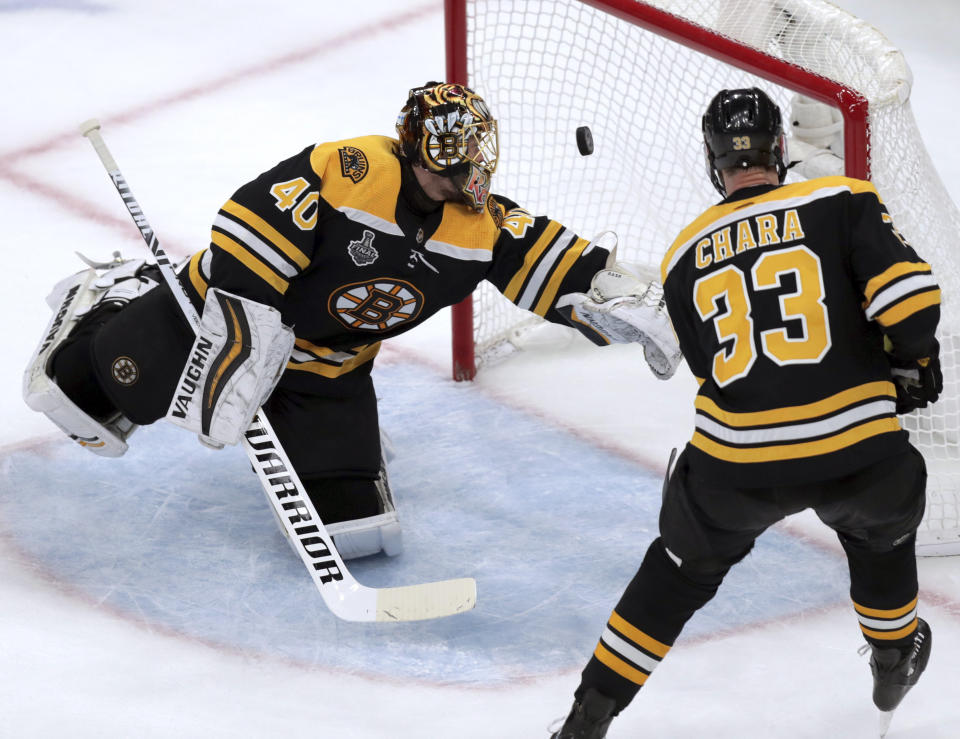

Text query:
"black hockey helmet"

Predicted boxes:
[[702, 87, 788, 196], [396, 81, 499, 211]]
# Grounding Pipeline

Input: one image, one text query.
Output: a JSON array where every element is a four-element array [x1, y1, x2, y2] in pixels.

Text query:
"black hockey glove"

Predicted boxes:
[[889, 347, 943, 415]]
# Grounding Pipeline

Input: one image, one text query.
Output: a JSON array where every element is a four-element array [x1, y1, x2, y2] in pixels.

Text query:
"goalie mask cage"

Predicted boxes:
[[445, 0, 960, 556]]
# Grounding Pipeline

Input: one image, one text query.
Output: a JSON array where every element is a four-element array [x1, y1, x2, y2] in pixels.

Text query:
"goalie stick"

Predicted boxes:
[[78, 119, 477, 622]]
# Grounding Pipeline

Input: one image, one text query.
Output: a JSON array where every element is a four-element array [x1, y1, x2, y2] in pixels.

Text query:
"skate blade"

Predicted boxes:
[[878, 709, 894, 737]]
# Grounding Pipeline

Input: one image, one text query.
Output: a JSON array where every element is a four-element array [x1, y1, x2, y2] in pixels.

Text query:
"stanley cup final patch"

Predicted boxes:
[[347, 229, 379, 266]]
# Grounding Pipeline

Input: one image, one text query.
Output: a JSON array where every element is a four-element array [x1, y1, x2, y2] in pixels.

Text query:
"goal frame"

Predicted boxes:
[[444, 0, 870, 380]]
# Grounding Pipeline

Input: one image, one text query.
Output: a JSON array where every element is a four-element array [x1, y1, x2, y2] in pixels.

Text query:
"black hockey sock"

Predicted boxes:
[[842, 533, 920, 649], [578, 538, 726, 712]]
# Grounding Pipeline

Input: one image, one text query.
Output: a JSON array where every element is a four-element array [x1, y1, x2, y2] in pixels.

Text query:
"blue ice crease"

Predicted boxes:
[[0, 361, 850, 684]]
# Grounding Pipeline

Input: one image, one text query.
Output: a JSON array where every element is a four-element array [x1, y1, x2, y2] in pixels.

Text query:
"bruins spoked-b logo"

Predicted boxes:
[[111, 356, 139, 385], [339, 146, 369, 183], [347, 229, 379, 266], [329, 279, 424, 331]]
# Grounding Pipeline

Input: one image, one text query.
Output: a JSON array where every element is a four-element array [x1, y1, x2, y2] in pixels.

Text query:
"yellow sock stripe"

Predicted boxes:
[[211, 231, 289, 295], [593, 642, 649, 686], [694, 381, 895, 427], [863, 262, 932, 304], [853, 595, 918, 619], [502, 220, 562, 302], [860, 618, 918, 641], [875, 290, 941, 327], [608, 611, 671, 658], [690, 417, 901, 463]]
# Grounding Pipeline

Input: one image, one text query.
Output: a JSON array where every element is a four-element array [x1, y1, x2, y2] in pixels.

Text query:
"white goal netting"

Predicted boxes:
[[454, 0, 960, 554]]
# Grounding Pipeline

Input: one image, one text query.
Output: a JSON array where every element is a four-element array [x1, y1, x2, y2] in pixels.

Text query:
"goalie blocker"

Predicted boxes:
[[557, 257, 683, 380]]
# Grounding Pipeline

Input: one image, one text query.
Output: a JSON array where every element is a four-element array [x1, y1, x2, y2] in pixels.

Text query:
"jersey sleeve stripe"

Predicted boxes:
[[285, 342, 381, 377], [690, 417, 901, 464], [214, 215, 301, 278], [873, 289, 941, 327], [531, 236, 591, 317], [693, 380, 895, 426], [516, 228, 576, 311], [187, 249, 209, 300], [863, 261, 932, 304], [211, 230, 289, 294], [502, 220, 563, 302], [221, 199, 310, 268], [424, 238, 493, 262], [865, 274, 939, 319]]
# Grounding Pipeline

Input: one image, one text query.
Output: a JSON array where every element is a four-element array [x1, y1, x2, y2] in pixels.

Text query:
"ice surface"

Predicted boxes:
[[1, 1, 958, 737]]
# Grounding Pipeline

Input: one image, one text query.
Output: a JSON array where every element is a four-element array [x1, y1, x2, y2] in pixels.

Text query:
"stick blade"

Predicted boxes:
[[374, 577, 477, 622]]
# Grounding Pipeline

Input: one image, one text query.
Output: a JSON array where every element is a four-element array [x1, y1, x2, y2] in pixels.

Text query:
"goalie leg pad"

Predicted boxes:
[[23, 267, 136, 456], [165, 288, 295, 448], [328, 454, 402, 559], [274, 456, 403, 560]]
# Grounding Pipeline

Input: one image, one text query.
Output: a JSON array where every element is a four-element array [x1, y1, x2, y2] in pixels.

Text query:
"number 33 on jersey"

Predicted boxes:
[[660, 176, 940, 486]]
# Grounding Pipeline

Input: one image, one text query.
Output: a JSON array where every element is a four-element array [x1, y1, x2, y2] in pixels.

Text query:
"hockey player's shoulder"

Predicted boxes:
[[308, 135, 399, 182], [779, 174, 879, 200]]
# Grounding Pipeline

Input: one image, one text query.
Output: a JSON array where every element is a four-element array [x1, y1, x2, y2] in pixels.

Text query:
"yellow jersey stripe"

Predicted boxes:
[[593, 642, 649, 686], [694, 381, 896, 427], [222, 199, 310, 269], [691, 417, 901, 463], [609, 611, 671, 658], [863, 262, 932, 304], [854, 596, 918, 619], [285, 342, 381, 377], [293, 339, 374, 358], [212, 231, 289, 295], [503, 220, 562, 302], [875, 290, 941, 327], [532, 236, 590, 317], [188, 250, 209, 300], [661, 177, 879, 282], [860, 618, 919, 641]]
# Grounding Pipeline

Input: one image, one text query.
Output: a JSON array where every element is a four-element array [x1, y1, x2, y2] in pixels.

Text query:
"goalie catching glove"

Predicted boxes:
[[557, 260, 683, 379], [165, 289, 295, 448]]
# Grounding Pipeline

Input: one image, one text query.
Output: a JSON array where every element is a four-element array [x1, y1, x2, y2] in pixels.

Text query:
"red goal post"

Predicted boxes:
[[446, 0, 870, 381], [444, 0, 960, 556]]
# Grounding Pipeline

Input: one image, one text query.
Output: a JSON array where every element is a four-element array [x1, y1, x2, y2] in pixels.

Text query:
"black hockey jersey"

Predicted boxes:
[[660, 176, 940, 487], [182, 135, 610, 393]]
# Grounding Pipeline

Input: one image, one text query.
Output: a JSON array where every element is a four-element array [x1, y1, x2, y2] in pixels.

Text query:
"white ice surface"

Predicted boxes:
[[1, 1, 959, 737]]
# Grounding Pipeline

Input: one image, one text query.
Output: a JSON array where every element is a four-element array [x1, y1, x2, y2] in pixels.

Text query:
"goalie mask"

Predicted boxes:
[[702, 87, 788, 196], [396, 81, 499, 212]]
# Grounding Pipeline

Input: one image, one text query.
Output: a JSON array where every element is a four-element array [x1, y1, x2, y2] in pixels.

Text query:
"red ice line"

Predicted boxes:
[[0, 2, 439, 257]]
